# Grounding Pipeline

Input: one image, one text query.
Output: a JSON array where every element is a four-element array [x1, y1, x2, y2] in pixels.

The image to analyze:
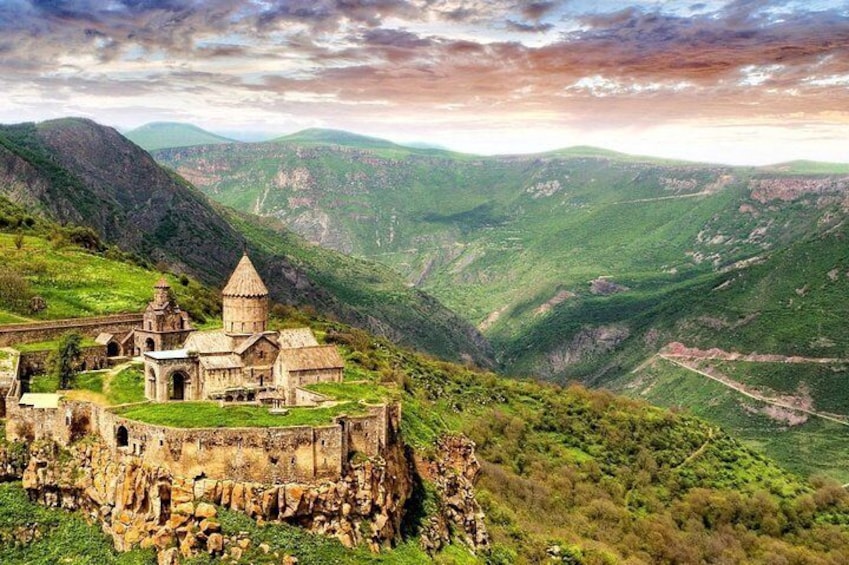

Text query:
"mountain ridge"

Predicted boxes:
[[124, 122, 238, 151], [0, 118, 493, 367]]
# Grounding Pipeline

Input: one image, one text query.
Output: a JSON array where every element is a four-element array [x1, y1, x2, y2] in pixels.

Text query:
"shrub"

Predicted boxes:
[[0, 265, 32, 313]]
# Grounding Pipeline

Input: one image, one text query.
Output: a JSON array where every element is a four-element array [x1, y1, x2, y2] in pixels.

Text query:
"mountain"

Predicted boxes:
[[152, 130, 849, 378], [0, 118, 492, 366], [124, 122, 238, 151]]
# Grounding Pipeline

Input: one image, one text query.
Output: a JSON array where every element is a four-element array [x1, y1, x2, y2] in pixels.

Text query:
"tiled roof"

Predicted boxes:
[[145, 349, 191, 360], [222, 254, 268, 298], [184, 330, 234, 354], [278, 328, 319, 349], [234, 332, 279, 355], [19, 393, 60, 409], [199, 354, 243, 370], [280, 345, 344, 371], [95, 332, 113, 345]]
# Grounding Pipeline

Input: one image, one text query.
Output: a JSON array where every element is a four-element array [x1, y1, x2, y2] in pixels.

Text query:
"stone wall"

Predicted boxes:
[[22, 433, 412, 557], [18, 345, 108, 379], [0, 313, 142, 347], [6, 394, 397, 485]]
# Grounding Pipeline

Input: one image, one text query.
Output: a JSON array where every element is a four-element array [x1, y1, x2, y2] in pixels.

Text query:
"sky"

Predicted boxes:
[[1, 0, 848, 165]]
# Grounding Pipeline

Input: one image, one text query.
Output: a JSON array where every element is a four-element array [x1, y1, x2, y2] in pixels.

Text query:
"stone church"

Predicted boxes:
[[142, 254, 344, 405]]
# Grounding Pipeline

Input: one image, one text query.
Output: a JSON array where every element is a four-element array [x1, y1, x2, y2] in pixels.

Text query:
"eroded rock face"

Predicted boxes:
[[22, 436, 412, 557], [0, 440, 29, 481], [416, 436, 489, 554]]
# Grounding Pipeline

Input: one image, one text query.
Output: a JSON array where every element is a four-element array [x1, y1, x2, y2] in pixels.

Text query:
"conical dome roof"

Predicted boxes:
[[154, 277, 170, 289], [222, 254, 268, 297]]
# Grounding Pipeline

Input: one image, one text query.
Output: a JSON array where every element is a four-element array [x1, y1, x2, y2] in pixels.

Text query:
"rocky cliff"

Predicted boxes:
[[17, 433, 489, 561], [415, 436, 489, 553], [22, 436, 411, 559]]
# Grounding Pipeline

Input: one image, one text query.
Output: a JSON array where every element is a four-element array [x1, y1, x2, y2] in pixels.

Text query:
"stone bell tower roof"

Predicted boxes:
[[154, 277, 170, 289], [222, 254, 268, 298]]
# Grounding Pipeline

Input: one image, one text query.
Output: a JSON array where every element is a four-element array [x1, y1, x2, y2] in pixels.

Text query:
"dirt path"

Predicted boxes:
[[611, 191, 715, 205], [661, 342, 847, 365], [659, 355, 849, 428], [102, 360, 136, 396], [675, 427, 715, 469]]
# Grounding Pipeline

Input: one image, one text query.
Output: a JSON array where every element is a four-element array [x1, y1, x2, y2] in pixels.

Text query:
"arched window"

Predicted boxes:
[[116, 425, 129, 448], [145, 338, 155, 352]]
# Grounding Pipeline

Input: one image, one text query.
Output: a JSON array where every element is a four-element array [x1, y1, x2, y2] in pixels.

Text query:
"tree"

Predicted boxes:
[[49, 332, 83, 389]]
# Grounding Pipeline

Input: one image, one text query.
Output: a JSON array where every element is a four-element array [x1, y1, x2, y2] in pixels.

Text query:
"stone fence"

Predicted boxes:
[[0, 313, 142, 347]]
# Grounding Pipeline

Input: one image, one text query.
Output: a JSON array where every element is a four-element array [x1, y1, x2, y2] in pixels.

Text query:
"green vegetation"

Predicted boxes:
[[107, 365, 147, 405], [626, 357, 849, 482], [124, 122, 237, 151], [0, 118, 490, 365], [155, 134, 849, 384], [0, 482, 155, 564], [322, 322, 849, 563], [304, 380, 394, 404], [47, 331, 82, 389], [0, 229, 217, 322], [114, 401, 366, 428], [9, 313, 849, 563], [29, 370, 105, 394]]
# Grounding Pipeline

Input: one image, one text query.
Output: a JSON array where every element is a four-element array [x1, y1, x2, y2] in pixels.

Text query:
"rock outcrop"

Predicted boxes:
[[416, 436, 489, 553], [0, 439, 28, 481], [22, 435, 412, 558]]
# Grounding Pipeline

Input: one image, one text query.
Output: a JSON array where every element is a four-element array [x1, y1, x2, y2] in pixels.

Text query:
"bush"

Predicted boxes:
[[0, 265, 32, 313]]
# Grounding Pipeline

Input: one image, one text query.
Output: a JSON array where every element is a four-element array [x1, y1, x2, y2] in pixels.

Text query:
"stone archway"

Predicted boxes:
[[169, 371, 187, 401], [107, 341, 120, 357], [116, 425, 129, 448], [145, 338, 155, 352]]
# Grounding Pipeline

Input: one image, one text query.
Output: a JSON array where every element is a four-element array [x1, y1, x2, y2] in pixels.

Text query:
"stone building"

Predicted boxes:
[[132, 278, 194, 355], [143, 253, 344, 404]]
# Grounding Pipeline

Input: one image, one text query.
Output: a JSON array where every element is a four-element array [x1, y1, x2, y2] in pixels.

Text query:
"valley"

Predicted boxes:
[[142, 124, 849, 488], [150, 129, 849, 382], [2, 119, 849, 563]]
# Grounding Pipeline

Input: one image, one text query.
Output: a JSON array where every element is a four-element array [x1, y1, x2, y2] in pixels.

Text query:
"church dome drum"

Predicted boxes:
[[222, 253, 269, 335]]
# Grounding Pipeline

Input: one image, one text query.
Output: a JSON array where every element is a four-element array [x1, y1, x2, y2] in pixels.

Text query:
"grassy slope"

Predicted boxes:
[[624, 357, 849, 483], [497, 196, 849, 383], [124, 122, 237, 151], [0, 231, 214, 321]]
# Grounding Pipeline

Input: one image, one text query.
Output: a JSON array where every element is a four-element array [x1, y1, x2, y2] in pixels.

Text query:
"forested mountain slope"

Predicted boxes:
[[0, 119, 492, 366]]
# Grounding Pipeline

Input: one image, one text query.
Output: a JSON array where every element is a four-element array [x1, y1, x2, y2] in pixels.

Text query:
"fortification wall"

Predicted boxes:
[[0, 313, 142, 347], [6, 395, 396, 485]]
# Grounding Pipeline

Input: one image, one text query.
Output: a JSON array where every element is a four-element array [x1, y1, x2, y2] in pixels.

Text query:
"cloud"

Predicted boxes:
[[0, 0, 848, 163]]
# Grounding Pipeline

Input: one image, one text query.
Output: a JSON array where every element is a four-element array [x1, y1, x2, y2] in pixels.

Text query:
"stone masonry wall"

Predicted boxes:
[[22, 433, 412, 557], [6, 396, 395, 485], [18, 345, 108, 379], [0, 314, 142, 347]]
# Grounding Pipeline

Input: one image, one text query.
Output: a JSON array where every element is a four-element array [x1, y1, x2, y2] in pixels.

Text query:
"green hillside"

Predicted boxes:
[[7, 313, 849, 563], [153, 131, 849, 381], [124, 122, 237, 151], [625, 357, 849, 483], [0, 119, 492, 366]]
